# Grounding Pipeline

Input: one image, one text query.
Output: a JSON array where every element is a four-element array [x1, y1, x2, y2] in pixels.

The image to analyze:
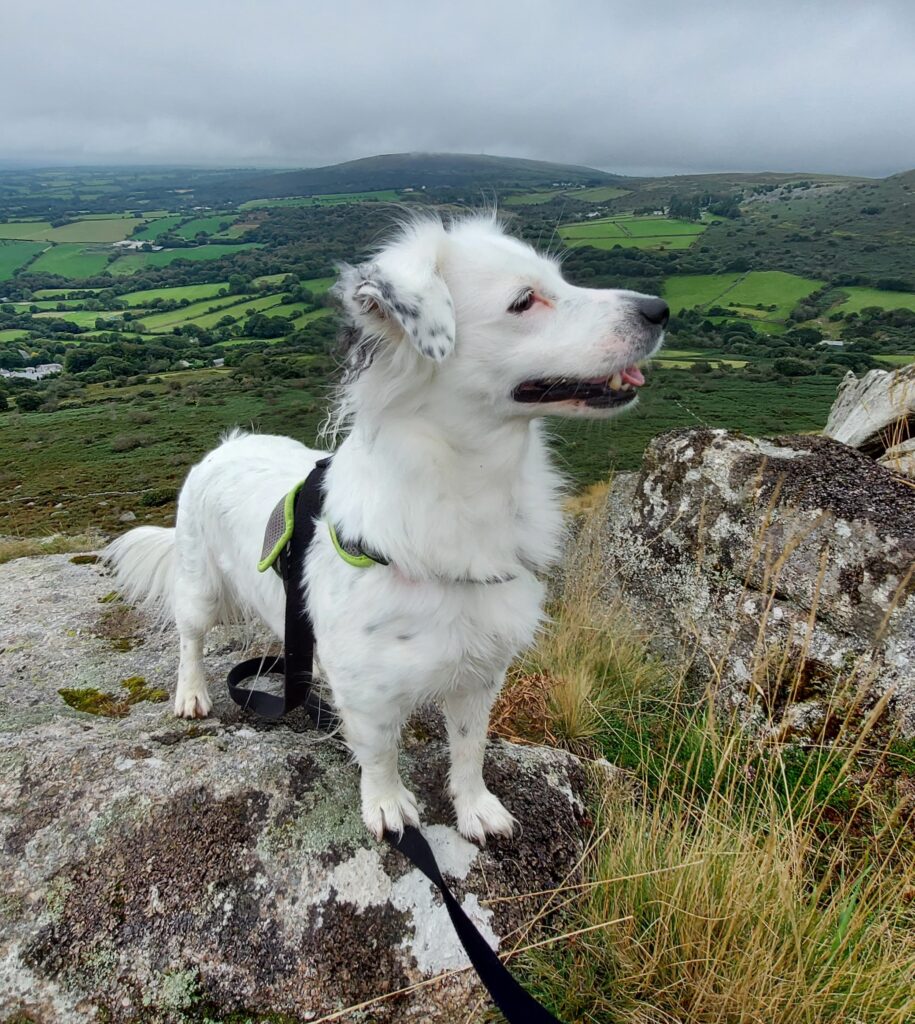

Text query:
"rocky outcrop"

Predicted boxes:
[[0, 555, 596, 1023], [594, 429, 915, 734], [824, 364, 915, 464]]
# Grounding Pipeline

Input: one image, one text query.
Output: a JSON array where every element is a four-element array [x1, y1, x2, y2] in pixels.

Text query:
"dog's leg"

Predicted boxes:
[[173, 578, 217, 719], [442, 679, 516, 843], [337, 704, 419, 840]]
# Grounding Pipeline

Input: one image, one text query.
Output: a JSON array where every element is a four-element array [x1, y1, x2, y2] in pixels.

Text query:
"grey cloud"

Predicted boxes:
[[1, 0, 914, 176]]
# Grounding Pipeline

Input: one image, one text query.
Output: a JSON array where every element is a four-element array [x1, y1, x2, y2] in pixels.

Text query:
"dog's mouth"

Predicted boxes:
[[512, 364, 645, 407]]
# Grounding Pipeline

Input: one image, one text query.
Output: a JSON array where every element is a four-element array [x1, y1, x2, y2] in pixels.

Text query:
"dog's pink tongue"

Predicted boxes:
[[622, 365, 645, 387]]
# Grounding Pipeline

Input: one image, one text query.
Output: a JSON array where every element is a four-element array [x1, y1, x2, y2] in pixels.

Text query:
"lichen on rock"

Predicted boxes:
[[593, 427, 915, 735], [0, 553, 594, 1023]]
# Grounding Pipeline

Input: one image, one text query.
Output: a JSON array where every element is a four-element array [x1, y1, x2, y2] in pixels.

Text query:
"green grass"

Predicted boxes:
[[835, 286, 915, 314], [0, 328, 30, 342], [503, 190, 566, 206], [0, 239, 44, 280], [0, 219, 139, 243], [502, 531, 915, 1024], [173, 215, 237, 239], [561, 221, 629, 239], [238, 190, 400, 210], [619, 216, 706, 237], [289, 306, 334, 329], [0, 371, 327, 535], [107, 243, 261, 275], [29, 244, 113, 279], [571, 186, 630, 202], [133, 294, 254, 332], [664, 271, 821, 320], [873, 354, 915, 366], [33, 288, 102, 298], [131, 216, 184, 241], [663, 273, 743, 311], [300, 276, 335, 294], [0, 221, 53, 240], [46, 218, 139, 243], [723, 271, 820, 319], [565, 233, 698, 251], [32, 309, 132, 328], [119, 282, 230, 306]]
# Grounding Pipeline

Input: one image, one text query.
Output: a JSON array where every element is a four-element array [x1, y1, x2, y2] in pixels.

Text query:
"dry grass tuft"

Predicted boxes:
[[498, 504, 915, 1024]]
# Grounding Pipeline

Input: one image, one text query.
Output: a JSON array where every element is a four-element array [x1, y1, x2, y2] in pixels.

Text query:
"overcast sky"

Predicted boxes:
[[2, 0, 914, 177]]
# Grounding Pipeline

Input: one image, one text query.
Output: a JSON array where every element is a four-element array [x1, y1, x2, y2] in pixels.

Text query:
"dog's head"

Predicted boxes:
[[334, 214, 666, 422]]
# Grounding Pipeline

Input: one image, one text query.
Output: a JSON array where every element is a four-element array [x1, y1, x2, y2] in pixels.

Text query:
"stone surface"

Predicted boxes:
[[823, 364, 915, 456], [878, 437, 915, 478], [0, 555, 594, 1023], [594, 429, 915, 733]]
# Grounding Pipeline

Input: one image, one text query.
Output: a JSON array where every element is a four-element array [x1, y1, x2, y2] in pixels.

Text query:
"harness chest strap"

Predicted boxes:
[[258, 480, 386, 576]]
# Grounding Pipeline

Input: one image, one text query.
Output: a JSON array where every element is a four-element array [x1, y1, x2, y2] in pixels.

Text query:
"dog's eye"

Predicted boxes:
[[508, 289, 535, 314]]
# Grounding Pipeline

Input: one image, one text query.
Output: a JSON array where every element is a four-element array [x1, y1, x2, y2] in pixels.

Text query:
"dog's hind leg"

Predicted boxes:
[[336, 703, 419, 840], [442, 678, 516, 843]]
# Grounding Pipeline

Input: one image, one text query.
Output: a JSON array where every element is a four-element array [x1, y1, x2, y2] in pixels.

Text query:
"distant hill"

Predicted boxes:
[[210, 152, 622, 200]]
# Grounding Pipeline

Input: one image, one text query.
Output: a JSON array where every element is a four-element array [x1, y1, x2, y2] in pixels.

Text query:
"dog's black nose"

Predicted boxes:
[[635, 297, 669, 327]]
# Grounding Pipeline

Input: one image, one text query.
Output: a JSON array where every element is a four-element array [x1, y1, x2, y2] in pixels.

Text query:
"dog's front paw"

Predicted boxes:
[[362, 783, 420, 841], [173, 688, 212, 719], [454, 789, 516, 845]]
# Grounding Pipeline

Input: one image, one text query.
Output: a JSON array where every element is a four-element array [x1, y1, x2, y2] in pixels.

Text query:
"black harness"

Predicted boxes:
[[226, 458, 563, 1024]]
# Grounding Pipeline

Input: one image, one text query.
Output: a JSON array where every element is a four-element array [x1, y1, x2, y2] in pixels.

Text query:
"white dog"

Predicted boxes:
[[105, 214, 667, 843]]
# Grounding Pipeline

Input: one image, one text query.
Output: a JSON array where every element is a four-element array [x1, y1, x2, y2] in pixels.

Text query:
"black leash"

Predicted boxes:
[[227, 459, 563, 1024]]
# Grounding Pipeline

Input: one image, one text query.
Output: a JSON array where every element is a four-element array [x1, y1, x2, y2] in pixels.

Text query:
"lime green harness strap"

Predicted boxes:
[[259, 480, 383, 573], [327, 520, 378, 568], [258, 480, 306, 573]]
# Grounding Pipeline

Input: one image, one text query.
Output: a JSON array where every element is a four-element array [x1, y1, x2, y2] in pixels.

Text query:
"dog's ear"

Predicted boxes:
[[336, 257, 456, 363]]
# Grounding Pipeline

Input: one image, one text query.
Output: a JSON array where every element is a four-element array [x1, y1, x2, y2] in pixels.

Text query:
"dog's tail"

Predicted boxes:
[[104, 526, 176, 626]]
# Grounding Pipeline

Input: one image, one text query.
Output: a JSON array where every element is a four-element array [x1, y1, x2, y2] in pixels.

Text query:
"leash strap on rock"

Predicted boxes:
[[388, 824, 563, 1024], [226, 458, 565, 1023]]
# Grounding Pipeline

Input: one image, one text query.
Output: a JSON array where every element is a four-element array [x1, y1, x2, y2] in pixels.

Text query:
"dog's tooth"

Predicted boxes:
[[609, 372, 622, 390], [620, 381, 632, 391]]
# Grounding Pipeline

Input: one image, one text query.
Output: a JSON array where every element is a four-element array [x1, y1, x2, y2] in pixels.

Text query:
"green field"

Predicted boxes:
[[300, 276, 335, 294], [239, 190, 400, 210], [131, 216, 183, 241], [0, 218, 139, 243], [0, 240, 44, 279], [0, 329, 30, 342], [33, 288, 102, 298], [120, 282, 230, 306], [173, 215, 236, 239], [572, 186, 630, 202], [664, 271, 820, 320], [0, 221, 53, 240], [664, 273, 743, 311], [134, 294, 252, 332], [835, 286, 915, 314], [46, 218, 140, 243], [721, 271, 820, 319], [108, 243, 261, 275], [32, 309, 133, 328], [560, 215, 707, 251], [28, 244, 113, 278], [503, 190, 565, 206], [873, 353, 915, 366], [289, 306, 334, 329]]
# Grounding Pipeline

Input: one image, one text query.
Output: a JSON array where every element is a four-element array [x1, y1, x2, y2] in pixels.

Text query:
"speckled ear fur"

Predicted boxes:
[[337, 254, 456, 363]]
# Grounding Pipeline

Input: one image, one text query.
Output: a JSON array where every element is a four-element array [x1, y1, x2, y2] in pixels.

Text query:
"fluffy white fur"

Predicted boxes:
[[105, 214, 665, 843]]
